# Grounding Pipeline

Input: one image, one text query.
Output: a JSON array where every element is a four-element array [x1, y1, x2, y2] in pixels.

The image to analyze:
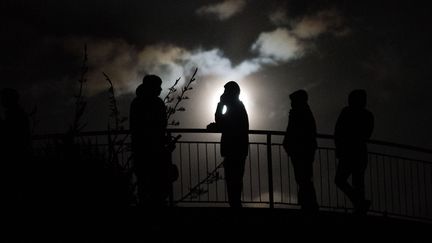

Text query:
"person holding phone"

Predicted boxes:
[[208, 81, 249, 208]]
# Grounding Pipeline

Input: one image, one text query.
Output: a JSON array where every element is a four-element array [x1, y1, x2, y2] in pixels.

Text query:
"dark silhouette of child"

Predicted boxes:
[[130, 75, 171, 208], [208, 81, 249, 208], [334, 89, 374, 215], [0, 88, 32, 207], [282, 90, 319, 215]]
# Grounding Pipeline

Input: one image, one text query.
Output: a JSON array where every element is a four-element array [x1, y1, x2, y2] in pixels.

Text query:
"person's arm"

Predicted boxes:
[[334, 109, 346, 154], [215, 102, 224, 125], [365, 111, 374, 140], [282, 125, 289, 153], [215, 93, 227, 126], [282, 111, 292, 153]]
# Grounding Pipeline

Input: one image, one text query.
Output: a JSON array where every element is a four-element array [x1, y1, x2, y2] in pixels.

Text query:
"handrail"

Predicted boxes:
[[32, 128, 432, 155], [31, 127, 432, 221]]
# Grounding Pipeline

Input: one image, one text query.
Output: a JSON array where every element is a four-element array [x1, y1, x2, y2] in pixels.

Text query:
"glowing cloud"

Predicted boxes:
[[62, 8, 348, 97], [252, 8, 349, 64], [292, 9, 347, 39], [65, 38, 263, 96], [251, 28, 305, 62], [196, 0, 247, 20]]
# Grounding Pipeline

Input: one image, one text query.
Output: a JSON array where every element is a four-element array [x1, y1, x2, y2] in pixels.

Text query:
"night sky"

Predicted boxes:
[[1, 0, 432, 148]]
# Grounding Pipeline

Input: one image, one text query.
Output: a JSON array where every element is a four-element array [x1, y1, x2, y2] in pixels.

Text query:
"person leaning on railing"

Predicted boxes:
[[334, 89, 374, 215]]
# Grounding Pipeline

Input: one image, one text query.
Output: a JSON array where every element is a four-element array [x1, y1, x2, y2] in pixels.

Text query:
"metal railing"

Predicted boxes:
[[33, 128, 432, 222]]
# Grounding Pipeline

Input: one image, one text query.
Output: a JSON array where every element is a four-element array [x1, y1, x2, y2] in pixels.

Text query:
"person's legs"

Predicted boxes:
[[352, 153, 370, 214], [224, 156, 245, 208], [291, 155, 318, 213], [335, 158, 358, 205], [135, 153, 168, 208]]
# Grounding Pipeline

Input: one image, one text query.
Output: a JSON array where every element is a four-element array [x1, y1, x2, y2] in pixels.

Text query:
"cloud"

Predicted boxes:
[[184, 49, 263, 80], [64, 38, 264, 96], [196, 0, 246, 20], [269, 8, 349, 38], [269, 9, 290, 26], [252, 8, 349, 63], [62, 8, 348, 97], [251, 28, 305, 62], [291, 9, 348, 39]]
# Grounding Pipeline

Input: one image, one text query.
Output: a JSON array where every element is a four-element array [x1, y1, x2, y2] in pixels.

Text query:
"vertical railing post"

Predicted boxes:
[[267, 133, 274, 209]]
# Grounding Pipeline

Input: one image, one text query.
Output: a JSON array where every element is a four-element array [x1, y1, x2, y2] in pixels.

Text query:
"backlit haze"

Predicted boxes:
[[1, 0, 432, 148]]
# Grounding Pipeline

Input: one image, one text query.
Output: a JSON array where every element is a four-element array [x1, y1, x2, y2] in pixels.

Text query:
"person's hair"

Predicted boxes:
[[135, 83, 145, 96], [136, 74, 162, 97], [289, 89, 308, 104], [143, 74, 162, 89], [348, 89, 367, 108], [224, 81, 240, 97]]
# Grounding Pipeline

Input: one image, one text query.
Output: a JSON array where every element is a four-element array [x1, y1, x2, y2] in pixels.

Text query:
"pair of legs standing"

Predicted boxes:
[[335, 153, 370, 214], [290, 154, 319, 214], [224, 155, 246, 208]]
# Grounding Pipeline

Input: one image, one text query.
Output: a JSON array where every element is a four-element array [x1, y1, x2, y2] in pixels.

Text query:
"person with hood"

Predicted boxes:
[[130, 75, 170, 208], [282, 89, 319, 215], [334, 89, 374, 215]]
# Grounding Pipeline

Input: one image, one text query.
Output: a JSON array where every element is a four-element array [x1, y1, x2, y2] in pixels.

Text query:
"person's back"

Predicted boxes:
[[130, 88, 166, 155], [1, 88, 31, 207], [335, 90, 374, 158], [129, 75, 169, 208], [1, 89, 31, 155], [283, 91, 317, 156]]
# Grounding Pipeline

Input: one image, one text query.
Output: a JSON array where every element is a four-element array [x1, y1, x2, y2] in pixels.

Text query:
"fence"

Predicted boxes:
[[33, 128, 432, 222]]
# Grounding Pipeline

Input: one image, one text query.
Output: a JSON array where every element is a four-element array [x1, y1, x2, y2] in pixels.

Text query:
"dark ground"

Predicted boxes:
[[3, 207, 431, 242]]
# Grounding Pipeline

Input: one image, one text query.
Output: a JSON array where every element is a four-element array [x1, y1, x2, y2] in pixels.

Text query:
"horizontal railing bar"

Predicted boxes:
[[368, 152, 432, 164], [31, 128, 432, 222], [176, 141, 266, 145], [32, 128, 432, 154]]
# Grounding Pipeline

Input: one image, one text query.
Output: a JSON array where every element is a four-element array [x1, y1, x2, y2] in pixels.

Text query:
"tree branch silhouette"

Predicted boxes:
[[176, 160, 224, 201], [69, 44, 88, 136], [103, 72, 130, 171], [166, 67, 198, 126]]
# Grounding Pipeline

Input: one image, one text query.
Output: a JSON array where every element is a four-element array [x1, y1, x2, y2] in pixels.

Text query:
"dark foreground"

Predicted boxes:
[[3, 206, 431, 242]]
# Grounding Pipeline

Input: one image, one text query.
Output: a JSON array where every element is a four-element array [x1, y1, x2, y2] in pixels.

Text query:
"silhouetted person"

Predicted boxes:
[[334, 89, 374, 215], [208, 81, 249, 208], [130, 75, 171, 208], [0, 88, 32, 207], [282, 90, 319, 215]]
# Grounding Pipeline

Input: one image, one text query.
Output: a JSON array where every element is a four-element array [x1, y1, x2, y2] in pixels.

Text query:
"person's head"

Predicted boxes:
[[222, 81, 240, 104], [348, 89, 367, 108], [137, 74, 162, 97], [289, 89, 308, 108], [1, 88, 20, 109]]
